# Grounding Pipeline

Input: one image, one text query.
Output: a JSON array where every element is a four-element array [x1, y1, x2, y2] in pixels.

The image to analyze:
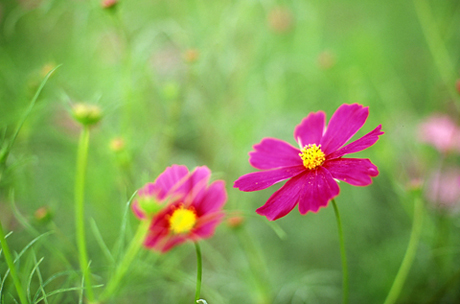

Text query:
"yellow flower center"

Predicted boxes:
[[299, 144, 326, 170], [169, 206, 197, 234]]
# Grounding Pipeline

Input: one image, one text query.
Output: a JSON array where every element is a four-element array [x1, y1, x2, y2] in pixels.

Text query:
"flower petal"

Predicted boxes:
[[194, 180, 227, 215], [192, 212, 225, 239], [255, 172, 309, 220], [328, 124, 384, 159], [156, 235, 188, 253], [320, 104, 369, 155], [249, 138, 302, 170], [170, 166, 211, 203], [297, 167, 340, 214], [324, 158, 379, 186], [293, 111, 326, 147], [234, 166, 305, 192], [131, 200, 146, 220], [150, 165, 190, 200]]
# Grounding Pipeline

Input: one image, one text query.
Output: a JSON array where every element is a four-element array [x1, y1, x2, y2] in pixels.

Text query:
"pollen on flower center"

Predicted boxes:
[[299, 144, 326, 170], [169, 206, 197, 234]]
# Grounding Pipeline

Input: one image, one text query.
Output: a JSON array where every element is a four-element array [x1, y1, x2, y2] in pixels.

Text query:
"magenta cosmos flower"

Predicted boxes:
[[417, 114, 460, 154], [234, 103, 383, 220], [132, 165, 227, 252]]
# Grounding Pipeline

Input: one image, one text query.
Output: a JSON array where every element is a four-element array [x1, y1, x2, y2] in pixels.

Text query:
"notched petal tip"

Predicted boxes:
[[293, 111, 326, 147]]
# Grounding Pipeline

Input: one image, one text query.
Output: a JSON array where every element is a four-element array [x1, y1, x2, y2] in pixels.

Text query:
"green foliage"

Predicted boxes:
[[0, 0, 460, 303]]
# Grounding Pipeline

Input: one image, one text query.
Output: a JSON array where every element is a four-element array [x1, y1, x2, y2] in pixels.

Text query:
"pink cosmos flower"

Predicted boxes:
[[132, 165, 227, 252], [234, 104, 383, 220], [417, 114, 460, 154], [426, 168, 460, 212]]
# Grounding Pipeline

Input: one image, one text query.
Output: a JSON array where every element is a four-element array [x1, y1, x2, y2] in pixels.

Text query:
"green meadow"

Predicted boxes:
[[1, 0, 460, 303]]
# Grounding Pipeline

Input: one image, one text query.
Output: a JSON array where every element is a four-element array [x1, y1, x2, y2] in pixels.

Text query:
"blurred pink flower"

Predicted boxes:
[[234, 104, 383, 220], [133, 165, 227, 252], [418, 114, 460, 154], [426, 169, 460, 212]]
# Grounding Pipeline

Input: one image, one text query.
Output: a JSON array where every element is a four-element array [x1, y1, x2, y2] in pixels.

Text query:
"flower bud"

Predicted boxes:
[[183, 49, 199, 63], [71, 103, 102, 127], [267, 6, 294, 34], [34, 206, 53, 224], [226, 214, 245, 229], [110, 137, 125, 153], [456, 79, 460, 95], [317, 51, 336, 70], [102, 0, 118, 9], [134, 190, 163, 218]]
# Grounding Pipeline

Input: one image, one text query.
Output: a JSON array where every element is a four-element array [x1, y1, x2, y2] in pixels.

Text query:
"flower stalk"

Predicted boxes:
[[195, 242, 203, 303], [0, 221, 28, 304], [99, 219, 150, 301], [332, 199, 348, 304], [74, 125, 94, 301], [384, 194, 424, 304]]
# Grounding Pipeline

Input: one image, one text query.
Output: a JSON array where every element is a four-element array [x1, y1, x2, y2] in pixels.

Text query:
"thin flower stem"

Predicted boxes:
[[332, 199, 348, 304], [99, 219, 150, 302], [0, 221, 28, 304], [74, 126, 94, 302], [236, 226, 271, 303], [194, 242, 202, 303], [383, 195, 424, 304]]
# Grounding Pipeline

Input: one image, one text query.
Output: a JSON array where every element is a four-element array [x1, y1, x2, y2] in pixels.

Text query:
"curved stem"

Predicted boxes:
[[99, 219, 150, 302], [74, 126, 94, 301], [332, 199, 348, 304], [384, 195, 424, 304], [194, 242, 202, 303], [0, 222, 28, 304]]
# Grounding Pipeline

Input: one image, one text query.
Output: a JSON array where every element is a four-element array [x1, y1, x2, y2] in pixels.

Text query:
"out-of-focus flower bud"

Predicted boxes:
[[183, 49, 199, 63], [132, 187, 163, 219], [102, 0, 118, 10], [317, 51, 336, 70], [417, 114, 460, 154], [226, 214, 245, 229], [40, 63, 57, 78], [425, 169, 460, 213], [34, 206, 53, 224], [110, 137, 125, 153], [71, 103, 102, 127], [267, 6, 294, 34]]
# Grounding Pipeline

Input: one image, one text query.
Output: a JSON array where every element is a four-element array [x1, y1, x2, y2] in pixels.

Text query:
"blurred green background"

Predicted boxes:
[[1, 0, 460, 303]]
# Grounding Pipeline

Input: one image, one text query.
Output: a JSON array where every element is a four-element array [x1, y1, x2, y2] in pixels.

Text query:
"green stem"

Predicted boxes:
[[332, 199, 348, 304], [0, 221, 28, 304], [413, 0, 460, 105], [99, 219, 150, 302], [74, 126, 94, 301], [383, 195, 424, 304], [194, 242, 202, 303], [236, 226, 271, 303]]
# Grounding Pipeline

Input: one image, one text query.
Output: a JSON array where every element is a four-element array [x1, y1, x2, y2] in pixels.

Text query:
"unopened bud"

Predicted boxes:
[[72, 103, 102, 126], [41, 63, 57, 78], [102, 0, 118, 9], [227, 214, 245, 229], [456, 79, 460, 95], [34, 206, 53, 224], [267, 6, 294, 34], [317, 51, 336, 70], [136, 192, 163, 217], [110, 137, 125, 153], [184, 49, 199, 63]]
